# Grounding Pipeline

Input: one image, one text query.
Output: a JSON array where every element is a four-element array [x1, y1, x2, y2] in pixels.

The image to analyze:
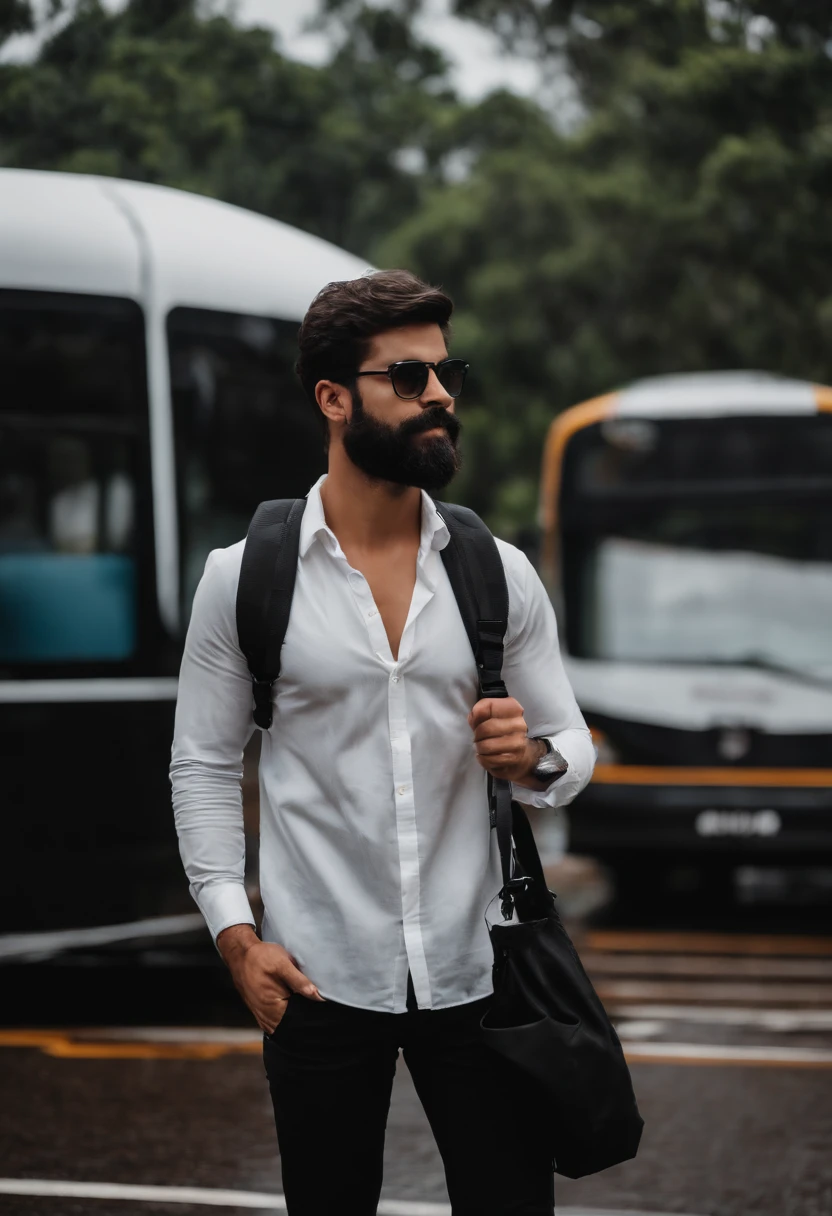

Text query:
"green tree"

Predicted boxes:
[[0, 0, 458, 254], [376, 0, 832, 529]]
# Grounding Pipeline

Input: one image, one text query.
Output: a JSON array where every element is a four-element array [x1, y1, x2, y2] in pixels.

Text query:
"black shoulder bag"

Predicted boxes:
[[236, 495, 644, 1178]]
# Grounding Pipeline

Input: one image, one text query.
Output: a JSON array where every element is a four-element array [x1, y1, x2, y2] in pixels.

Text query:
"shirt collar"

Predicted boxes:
[[299, 474, 451, 559]]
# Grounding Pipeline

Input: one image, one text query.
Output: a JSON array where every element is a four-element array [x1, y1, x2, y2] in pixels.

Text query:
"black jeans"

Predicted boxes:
[[262, 985, 556, 1216]]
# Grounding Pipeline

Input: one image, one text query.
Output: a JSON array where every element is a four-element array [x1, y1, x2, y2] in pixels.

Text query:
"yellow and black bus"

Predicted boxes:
[[540, 371, 832, 908]]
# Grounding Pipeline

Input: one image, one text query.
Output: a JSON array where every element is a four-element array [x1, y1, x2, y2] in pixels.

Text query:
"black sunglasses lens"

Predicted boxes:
[[391, 362, 429, 399], [437, 360, 467, 398]]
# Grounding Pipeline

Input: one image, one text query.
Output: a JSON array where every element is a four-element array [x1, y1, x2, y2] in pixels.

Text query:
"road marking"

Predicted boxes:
[[583, 930, 832, 956], [0, 1180, 704, 1215], [0, 913, 206, 961], [622, 1041, 832, 1067], [588, 951, 832, 979], [595, 977, 832, 1007], [3, 1027, 831, 1066], [0, 1029, 262, 1060], [609, 1003, 832, 1031]]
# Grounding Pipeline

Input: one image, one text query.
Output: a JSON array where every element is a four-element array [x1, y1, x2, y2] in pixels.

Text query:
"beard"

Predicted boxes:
[[342, 387, 462, 492]]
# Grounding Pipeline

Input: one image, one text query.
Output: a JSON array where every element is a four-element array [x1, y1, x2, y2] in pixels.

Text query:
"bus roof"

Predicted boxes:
[[539, 370, 832, 545], [0, 169, 369, 320], [614, 370, 829, 418]]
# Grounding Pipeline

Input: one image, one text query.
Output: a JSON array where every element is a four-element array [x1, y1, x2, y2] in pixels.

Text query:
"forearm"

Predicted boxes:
[[171, 757, 256, 940], [170, 546, 260, 941]]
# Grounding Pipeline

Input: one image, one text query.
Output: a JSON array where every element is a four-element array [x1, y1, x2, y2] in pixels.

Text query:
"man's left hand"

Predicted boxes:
[[467, 697, 545, 786]]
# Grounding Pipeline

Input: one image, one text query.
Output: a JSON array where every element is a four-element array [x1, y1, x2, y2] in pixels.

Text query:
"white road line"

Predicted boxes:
[[610, 1004, 832, 1032], [0, 1180, 286, 1209], [623, 1041, 832, 1065], [0, 913, 206, 961], [0, 1181, 704, 1215]]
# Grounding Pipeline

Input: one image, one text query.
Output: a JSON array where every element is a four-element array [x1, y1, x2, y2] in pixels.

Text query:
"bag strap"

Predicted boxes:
[[437, 502, 550, 920], [235, 497, 306, 730], [436, 502, 509, 698]]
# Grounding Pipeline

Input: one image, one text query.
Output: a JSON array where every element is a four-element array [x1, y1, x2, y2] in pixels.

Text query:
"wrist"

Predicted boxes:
[[217, 923, 259, 968], [527, 736, 569, 787]]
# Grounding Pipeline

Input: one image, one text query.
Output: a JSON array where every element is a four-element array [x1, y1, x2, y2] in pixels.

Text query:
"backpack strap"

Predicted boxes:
[[436, 502, 512, 848], [435, 502, 509, 701], [437, 501, 549, 921], [236, 497, 306, 730]]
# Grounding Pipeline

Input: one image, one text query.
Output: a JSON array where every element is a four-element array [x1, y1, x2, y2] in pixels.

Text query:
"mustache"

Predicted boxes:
[[398, 407, 462, 442]]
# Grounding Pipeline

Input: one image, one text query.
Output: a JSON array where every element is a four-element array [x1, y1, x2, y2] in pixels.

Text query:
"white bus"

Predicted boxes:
[[0, 169, 367, 933], [539, 371, 832, 910]]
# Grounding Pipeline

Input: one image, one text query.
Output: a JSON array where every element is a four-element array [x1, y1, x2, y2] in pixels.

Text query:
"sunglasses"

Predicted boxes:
[[354, 358, 469, 401]]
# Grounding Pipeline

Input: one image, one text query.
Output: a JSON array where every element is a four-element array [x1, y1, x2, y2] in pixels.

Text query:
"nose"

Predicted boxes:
[[419, 367, 454, 410]]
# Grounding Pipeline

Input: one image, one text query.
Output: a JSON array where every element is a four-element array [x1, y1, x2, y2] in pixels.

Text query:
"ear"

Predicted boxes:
[[315, 379, 352, 429]]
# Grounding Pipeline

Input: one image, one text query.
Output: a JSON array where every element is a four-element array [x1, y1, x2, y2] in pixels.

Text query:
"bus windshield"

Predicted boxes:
[[168, 307, 325, 622], [560, 416, 832, 675], [0, 290, 147, 668]]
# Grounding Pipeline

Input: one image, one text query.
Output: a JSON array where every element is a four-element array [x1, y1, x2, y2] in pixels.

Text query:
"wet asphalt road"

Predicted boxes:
[[2, 944, 832, 1216]]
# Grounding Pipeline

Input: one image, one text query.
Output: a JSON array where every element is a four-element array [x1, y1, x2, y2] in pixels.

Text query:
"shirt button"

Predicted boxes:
[[397, 786, 407, 796], [367, 608, 377, 617], [391, 675, 399, 683]]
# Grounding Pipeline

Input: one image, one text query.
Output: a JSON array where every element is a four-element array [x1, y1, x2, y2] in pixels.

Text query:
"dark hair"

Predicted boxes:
[[295, 269, 453, 403]]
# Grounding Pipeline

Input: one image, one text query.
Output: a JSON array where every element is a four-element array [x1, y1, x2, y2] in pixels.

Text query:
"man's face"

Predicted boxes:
[[341, 323, 462, 492]]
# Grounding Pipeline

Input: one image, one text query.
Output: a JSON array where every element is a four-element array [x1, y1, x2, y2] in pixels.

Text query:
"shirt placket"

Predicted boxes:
[[338, 538, 439, 1010]]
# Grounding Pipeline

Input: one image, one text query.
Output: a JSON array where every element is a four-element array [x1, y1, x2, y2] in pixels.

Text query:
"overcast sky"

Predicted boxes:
[[1, 0, 543, 101], [257, 0, 541, 100]]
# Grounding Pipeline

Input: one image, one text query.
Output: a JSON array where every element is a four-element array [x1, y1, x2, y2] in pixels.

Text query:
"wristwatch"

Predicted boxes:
[[530, 737, 569, 786]]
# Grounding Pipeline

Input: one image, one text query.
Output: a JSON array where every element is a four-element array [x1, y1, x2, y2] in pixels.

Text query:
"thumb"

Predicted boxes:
[[468, 698, 494, 730]]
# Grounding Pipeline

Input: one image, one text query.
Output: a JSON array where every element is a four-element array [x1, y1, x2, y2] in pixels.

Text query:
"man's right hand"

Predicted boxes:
[[216, 924, 324, 1035]]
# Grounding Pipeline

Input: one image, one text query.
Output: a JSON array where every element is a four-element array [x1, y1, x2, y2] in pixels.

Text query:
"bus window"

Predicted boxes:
[[0, 291, 147, 666], [559, 416, 832, 679], [168, 307, 325, 621], [587, 523, 832, 677]]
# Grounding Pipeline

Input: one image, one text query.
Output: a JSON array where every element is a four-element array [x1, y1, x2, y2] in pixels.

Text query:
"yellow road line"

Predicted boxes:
[[3, 1028, 832, 1068], [0, 1029, 261, 1060], [583, 930, 832, 957]]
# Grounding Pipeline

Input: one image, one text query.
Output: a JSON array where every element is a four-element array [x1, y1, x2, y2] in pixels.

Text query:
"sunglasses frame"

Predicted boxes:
[[354, 358, 469, 401]]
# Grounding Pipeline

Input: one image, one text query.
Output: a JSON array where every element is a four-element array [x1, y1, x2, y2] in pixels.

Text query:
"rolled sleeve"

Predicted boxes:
[[170, 545, 257, 942], [497, 541, 595, 810]]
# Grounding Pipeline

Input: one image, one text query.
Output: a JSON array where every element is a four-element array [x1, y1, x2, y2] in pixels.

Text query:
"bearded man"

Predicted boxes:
[[171, 269, 595, 1215]]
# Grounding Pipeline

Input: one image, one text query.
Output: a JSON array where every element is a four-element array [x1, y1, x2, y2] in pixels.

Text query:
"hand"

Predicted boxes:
[[467, 697, 545, 785], [217, 925, 325, 1035]]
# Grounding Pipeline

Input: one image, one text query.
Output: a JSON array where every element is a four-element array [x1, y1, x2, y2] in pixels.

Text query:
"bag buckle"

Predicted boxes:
[[499, 875, 532, 920], [251, 675, 274, 730]]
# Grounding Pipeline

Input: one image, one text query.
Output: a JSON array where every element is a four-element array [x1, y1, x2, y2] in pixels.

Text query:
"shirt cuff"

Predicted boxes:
[[511, 729, 595, 809], [192, 880, 256, 943]]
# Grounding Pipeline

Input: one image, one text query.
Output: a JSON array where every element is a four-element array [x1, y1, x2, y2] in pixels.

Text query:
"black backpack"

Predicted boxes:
[[235, 496, 643, 1179]]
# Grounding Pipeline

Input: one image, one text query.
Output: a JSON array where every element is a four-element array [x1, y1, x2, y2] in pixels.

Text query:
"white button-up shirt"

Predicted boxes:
[[171, 476, 594, 1013]]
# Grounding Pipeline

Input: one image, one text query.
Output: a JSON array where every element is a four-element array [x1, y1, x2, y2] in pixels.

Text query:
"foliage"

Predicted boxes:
[[2, 1, 831, 533], [378, 0, 832, 526], [0, 0, 456, 253]]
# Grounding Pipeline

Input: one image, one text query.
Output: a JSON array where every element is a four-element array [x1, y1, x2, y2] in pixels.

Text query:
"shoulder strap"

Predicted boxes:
[[436, 501, 511, 849], [235, 497, 306, 730], [436, 500, 552, 921], [435, 502, 509, 700]]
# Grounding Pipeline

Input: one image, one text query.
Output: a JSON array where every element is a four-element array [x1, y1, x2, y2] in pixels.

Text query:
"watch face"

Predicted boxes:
[[533, 745, 568, 781]]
